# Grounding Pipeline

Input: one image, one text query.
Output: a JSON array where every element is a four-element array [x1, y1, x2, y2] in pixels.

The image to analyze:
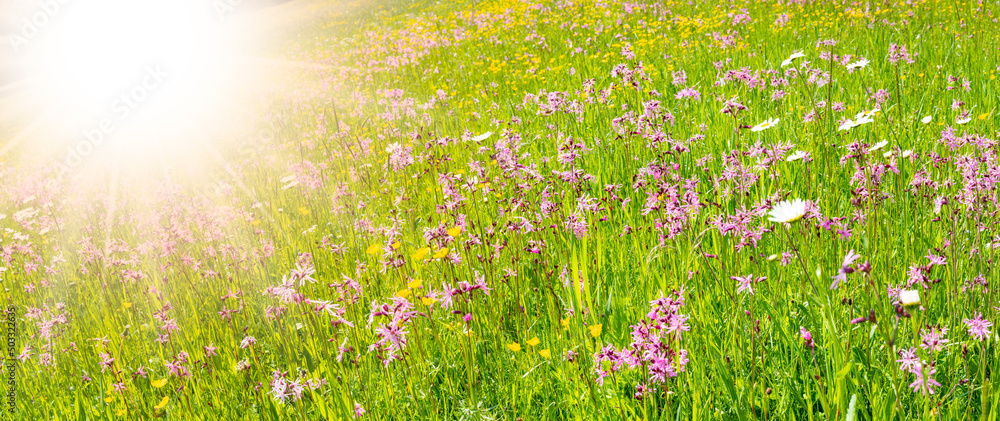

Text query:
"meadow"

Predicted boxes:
[[4, 0, 1000, 419]]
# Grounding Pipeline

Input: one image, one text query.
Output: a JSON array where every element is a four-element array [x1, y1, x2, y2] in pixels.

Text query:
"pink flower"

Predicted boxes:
[[240, 335, 257, 349], [919, 326, 949, 353], [204, 343, 218, 359], [964, 312, 993, 341], [830, 250, 862, 289], [800, 328, 814, 349], [908, 362, 941, 396], [732, 274, 765, 296], [98, 353, 115, 373], [896, 347, 919, 372]]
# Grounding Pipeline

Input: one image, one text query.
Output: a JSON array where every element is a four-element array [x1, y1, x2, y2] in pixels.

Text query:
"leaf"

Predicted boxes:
[[835, 361, 853, 381], [712, 356, 748, 421]]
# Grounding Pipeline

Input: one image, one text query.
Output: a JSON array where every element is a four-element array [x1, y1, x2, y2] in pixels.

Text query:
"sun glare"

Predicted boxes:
[[50, 0, 212, 107], [3, 0, 269, 175]]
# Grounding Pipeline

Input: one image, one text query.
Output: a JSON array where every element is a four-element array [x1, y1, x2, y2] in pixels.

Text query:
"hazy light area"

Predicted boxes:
[[0, 0, 320, 183]]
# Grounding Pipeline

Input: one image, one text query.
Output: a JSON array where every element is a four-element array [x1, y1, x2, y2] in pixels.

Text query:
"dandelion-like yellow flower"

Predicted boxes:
[[151, 378, 167, 388], [526, 337, 540, 346], [538, 349, 551, 359], [432, 248, 449, 259], [367, 244, 381, 255], [506, 342, 521, 352], [447, 226, 462, 237], [413, 247, 430, 260], [588, 324, 602, 338], [154, 396, 169, 410]]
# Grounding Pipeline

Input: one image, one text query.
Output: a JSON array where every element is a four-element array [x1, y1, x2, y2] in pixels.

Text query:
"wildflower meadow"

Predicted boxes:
[[3, 0, 1000, 419]]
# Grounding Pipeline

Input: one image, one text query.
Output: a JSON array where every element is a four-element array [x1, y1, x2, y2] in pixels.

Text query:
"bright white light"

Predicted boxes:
[[45, 0, 214, 109], [2, 0, 289, 177]]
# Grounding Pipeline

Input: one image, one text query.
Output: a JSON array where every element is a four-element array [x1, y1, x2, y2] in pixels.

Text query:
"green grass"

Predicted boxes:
[[5, 0, 1000, 419]]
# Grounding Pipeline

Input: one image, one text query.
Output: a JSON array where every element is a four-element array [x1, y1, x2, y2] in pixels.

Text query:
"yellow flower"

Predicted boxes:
[[413, 247, 430, 260], [432, 248, 449, 259], [116, 408, 127, 416], [588, 324, 603, 338], [421, 296, 436, 306], [561, 318, 570, 330], [298, 207, 310, 215], [251, 220, 261, 226], [396, 289, 411, 298], [122, 302, 132, 309], [506, 342, 521, 352], [538, 349, 551, 359], [447, 226, 462, 237], [151, 378, 167, 388], [104, 396, 115, 403], [407, 279, 422, 289], [154, 396, 169, 410], [392, 242, 401, 250], [526, 337, 540, 346], [980, 113, 991, 120], [367, 244, 381, 255]]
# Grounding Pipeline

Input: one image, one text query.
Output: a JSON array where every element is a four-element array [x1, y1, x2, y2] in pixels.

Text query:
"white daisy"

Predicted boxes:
[[853, 112, 875, 127], [781, 51, 806, 68], [868, 140, 888, 153], [901, 149, 913, 158], [956, 117, 972, 125], [845, 58, 869, 70], [921, 115, 932, 124], [855, 107, 880, 119], [838, 118, 856, 131], [751, 118, 779, 132], [767, 199, 808, 223], [471, 131, 493, 142], [786, 150, 808, 162]]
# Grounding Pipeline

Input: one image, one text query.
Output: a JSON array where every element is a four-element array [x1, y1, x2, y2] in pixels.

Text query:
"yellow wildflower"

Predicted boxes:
[[413, 247, 430, 260]]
